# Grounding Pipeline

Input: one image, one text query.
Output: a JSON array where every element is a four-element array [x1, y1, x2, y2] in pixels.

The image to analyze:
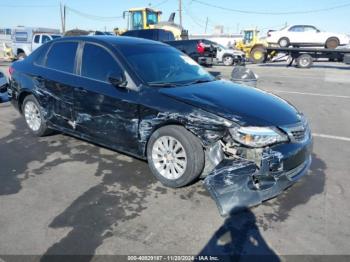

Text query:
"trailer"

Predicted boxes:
[[265, 46, 350, 68]]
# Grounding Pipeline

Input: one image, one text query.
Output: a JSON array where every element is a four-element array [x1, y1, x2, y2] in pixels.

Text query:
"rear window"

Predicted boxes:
[[33, 43, 51, 66], [46, 42, 78, 73]]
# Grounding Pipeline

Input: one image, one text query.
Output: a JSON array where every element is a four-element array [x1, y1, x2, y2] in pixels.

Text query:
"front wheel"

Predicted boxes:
[[223, 55, 234, 66], [250, 46, 266, 63], [22, 95, 51, 136], [325, 37, 339, 49], [147, 125, 205, 188]]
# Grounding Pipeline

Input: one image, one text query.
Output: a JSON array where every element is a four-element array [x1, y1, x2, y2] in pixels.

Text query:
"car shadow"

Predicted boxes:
[[197, 153, 326, 260]]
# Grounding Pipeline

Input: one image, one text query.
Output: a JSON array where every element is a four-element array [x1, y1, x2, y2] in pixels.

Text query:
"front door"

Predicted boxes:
[[74, 42, 140, 154]]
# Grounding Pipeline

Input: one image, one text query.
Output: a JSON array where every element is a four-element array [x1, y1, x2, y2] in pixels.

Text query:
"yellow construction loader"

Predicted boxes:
[[235, 29, 267, 63], [118, 7, 187, 40]]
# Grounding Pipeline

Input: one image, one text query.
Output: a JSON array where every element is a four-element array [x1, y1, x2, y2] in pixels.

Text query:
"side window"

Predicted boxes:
[[81, 43, 122, 82], [46, 42, 78, 73], [34, 35, 40, 44], [41, 35, 51, 43], [289, 26, 304, 32], [304, 26, 317, 32]]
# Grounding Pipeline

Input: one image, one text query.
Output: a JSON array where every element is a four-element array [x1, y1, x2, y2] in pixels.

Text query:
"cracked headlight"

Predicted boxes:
[[229, 126, 288, 147]]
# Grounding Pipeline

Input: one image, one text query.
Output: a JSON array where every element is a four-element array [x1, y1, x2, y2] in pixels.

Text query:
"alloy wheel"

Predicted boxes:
[[151, 136, 187, 180]]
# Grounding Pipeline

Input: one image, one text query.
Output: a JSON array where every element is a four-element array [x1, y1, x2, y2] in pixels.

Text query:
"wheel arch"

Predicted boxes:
[[18, 90, 34, 113], [142, 121, 203, 158]]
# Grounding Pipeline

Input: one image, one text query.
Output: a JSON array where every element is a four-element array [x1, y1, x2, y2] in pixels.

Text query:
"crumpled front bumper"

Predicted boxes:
[[204, 142, 312, 216]]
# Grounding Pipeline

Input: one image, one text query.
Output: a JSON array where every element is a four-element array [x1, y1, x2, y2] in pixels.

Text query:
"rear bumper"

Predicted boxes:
[[204, 140, 313, 216]]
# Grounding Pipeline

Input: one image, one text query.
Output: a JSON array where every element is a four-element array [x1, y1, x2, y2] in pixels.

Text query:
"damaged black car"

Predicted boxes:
[[8, 36, 312, 216]]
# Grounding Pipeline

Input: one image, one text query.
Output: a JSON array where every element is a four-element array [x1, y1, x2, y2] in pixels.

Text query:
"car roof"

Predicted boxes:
[[51, 35, 166, 46]]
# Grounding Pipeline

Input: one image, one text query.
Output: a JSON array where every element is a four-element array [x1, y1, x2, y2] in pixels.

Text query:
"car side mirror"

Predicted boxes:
[[108, 72, 127, 88]]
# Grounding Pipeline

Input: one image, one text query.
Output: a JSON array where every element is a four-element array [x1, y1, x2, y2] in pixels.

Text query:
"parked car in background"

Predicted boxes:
[[9, 36, 312, 215], [202, 39, 245, 66], [267, 25, 350, 48], [120, 29, 215, 66], [121, 29, 175, 41], [0, 70, 8, 102], [12, 27, 61, 59], [166, 39, 217, 66]]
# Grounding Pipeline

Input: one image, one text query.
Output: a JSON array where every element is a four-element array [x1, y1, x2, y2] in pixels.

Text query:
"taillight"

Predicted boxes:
[[9, 66, 14, 76], [197, 42, 205, 54]]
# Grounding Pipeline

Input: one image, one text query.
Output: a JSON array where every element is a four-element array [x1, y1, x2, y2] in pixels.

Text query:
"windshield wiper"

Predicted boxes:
[[148, 82, 182, 87], [184, 78, 215, 85]]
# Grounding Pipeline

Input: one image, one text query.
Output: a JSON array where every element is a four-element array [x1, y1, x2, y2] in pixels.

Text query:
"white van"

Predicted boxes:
[[12, 27, 61, 59]]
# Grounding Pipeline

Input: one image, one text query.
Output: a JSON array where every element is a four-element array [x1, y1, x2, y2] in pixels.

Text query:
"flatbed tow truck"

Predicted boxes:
[[264, 46, 350, 68]]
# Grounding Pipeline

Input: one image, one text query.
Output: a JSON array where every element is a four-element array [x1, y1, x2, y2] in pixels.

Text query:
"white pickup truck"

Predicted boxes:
[[12, 27, 61, 59]]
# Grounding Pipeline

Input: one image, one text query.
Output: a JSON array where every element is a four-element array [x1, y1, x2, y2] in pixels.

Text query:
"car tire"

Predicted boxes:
[[278, 37, 290, 47], [222, 55, 234, 66], [147, 125, 205, 188], [296, 54, 313, 68], [250, 46, 266, 63], [325, 37, 339, 49], [17, 52, 27, 60], [22, 95, 51, 136]]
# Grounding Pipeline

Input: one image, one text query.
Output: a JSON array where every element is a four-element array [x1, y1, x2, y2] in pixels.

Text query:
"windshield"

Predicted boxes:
[[118, 44, 214, 86]]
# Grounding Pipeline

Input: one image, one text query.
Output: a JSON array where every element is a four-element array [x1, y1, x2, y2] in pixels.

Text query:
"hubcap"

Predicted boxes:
[[253, 51, 262, 60], [280, 39, 287, 47], [24, 101, 41, 131], [224, 56, 233, 65], [152, 136, 187, 180], [300, 58, 309, 67]]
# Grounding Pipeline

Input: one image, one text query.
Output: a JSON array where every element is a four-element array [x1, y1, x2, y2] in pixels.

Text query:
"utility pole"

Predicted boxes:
[[178, 0, 182, 28], [60, 3, 66, 34], [204, 17, 208, 34]]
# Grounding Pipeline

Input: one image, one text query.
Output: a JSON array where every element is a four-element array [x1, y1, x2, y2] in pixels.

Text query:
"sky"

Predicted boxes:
[[0, 0, 350, 35]]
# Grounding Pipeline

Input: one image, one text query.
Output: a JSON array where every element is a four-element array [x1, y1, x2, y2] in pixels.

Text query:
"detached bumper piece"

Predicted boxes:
[[204, 155, 312, 216]]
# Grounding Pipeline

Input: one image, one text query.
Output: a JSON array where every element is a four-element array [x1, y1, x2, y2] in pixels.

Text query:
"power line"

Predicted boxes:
[[153, 0, 169, 7], [65, 6, 124, 21], [192, 0, 350, 15], [0, 4, 57, 8]]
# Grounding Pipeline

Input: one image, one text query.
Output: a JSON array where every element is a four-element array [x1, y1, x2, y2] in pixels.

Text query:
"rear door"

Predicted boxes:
[[287, 25, 305, 44], [40, 41, 80, 130], [74, 42, 140, 154]]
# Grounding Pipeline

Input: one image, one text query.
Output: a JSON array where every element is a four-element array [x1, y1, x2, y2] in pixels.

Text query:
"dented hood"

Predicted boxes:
[[159, 80, 300, 126]]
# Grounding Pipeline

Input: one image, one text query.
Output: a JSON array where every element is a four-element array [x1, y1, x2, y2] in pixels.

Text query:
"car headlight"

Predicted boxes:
[[229, 126, 288, 147]]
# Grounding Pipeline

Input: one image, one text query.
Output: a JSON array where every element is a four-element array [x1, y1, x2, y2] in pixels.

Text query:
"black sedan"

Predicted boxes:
[[8, 36, 312, 216]]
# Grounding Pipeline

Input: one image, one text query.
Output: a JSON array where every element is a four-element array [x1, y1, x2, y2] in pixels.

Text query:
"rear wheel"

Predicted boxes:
[[147, 125, 204, 188], [278, 37, 290, 47], [22, 95, 51, 136], [222, 55, 234, 66], [296, 54, 313, 68], [325, 37, 339, 49], [250, 46, 266, 63]]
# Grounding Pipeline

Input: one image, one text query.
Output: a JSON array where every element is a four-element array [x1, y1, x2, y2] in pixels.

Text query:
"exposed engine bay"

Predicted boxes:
[[203, 133, 312, 216]]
